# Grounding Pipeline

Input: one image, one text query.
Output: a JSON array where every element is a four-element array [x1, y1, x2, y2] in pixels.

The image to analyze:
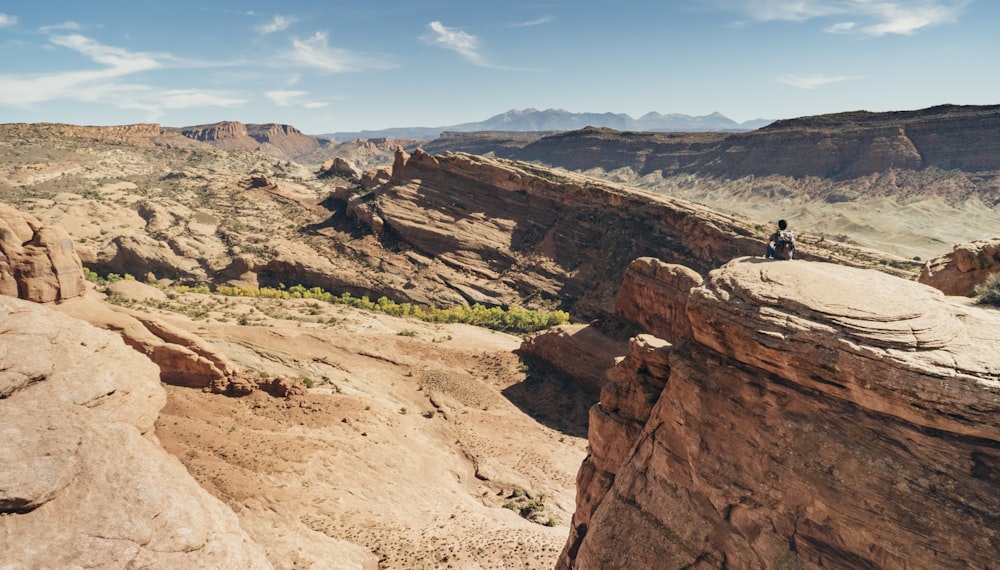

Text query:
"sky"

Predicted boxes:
[[0, 0, 995, 134]]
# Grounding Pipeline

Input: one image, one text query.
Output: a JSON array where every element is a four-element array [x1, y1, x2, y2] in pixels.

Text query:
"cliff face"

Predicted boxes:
[[175, 121, 321, 161], [363, 149, 765, 318], [510, 105, 1000, 183], [558, 258, 1000, 569]]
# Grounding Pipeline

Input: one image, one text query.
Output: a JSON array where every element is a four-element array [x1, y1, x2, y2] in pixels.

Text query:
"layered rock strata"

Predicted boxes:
[[358, 149, 764, 319], [919, 237, 1000, 296], [559, 258, 1000, 569], [0, 295, 271, 568]]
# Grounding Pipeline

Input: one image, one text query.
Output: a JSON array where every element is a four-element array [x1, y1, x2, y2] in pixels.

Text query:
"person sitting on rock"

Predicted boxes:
[[765, 219, 795, 260]]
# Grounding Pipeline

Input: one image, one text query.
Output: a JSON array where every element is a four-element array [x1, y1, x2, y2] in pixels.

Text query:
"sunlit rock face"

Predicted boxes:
[[0, 202, 86, 302], [920, 237, 1000, 296], [0, 295, 272, 568], [559, 257, 1000, 570]]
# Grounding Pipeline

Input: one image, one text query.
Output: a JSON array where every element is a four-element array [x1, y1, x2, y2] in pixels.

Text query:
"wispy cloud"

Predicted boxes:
[[511, 16, 554, 27], [710, 0, 967, 36], [284, 31, 393, 72], [39, 21, 81, 33], [0, 12, 18, 27], [422, 21, 487, 66], [777, 73, 856, 89], [0, 34, 244, 118], [257, 15, 294, 35], [159, 89, 246, 109], [50, 34, 162, 75], [265, 89, 307, 106]]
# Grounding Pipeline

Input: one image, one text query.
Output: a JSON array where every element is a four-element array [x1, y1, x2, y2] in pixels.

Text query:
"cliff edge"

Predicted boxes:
[[558, 257, 1000, 569]]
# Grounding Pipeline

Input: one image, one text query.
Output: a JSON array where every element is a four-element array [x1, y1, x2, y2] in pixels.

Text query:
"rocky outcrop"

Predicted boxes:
[[359, 149, 764, 319], [559, 258, 1000, 569], [175, 121, 321, 161], [614, 257, 703, 343], [519, 324, 628, 391], [0, 295, 271, 568], [0, 202, 86, 302], [319, 157, 362, 179], [919, 237, 1000, 296]]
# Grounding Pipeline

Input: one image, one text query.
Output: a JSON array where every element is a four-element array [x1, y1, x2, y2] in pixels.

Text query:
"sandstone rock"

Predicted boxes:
[[557, 334, 673, 568], [0, 202, 86, 302], [560, 258, 1000, 569], [320, 156, 362, 179], [175, 121, 320, 162], [519, 324, 627, 391], [614, 257, 703, 343], [55, 295, 236, 390], [362, 149, 764, 319], [919, 237, 1000, 296], [0, 296, 271, 568]]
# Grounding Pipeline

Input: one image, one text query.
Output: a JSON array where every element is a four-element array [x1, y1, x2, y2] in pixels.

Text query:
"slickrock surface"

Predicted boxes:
[[0, 296, 271, 569], [919, 237, 1000, 296], [0, 202, 85, 302], [559, 258, 1000, 569]]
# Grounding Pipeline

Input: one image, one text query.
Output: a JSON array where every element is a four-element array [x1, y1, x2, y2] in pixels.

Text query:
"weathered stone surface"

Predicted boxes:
[[0, 202, 86, 302], [0, 295, 271, 568], [320, 156, 362, 179], [519, 324, 627, 391], [920, 237, 1000, 296], [614, 257, 703, 343], [560, 258, 1000, 569]]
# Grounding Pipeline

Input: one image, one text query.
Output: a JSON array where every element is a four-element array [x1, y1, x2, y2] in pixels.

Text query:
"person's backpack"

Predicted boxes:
[[774, 230, 794, 257]]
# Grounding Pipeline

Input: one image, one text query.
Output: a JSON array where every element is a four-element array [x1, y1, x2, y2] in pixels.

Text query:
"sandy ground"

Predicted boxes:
[[143, 293, 595, 569]]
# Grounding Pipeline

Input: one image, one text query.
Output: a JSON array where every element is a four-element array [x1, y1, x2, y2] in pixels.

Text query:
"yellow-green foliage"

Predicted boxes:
[[82, 269, 570, 334], [212, 285, 569, 334], [975, 272, 1000, 307]]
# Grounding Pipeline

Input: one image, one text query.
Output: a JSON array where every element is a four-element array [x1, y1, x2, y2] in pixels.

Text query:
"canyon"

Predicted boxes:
[[2, 105, 999, 569]]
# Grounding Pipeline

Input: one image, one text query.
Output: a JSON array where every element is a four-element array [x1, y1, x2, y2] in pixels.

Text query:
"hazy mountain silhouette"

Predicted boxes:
[[320, 108, 771, 141]]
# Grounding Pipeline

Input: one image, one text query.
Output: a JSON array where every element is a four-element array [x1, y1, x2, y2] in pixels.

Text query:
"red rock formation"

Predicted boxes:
[[360, 149, 764, 319], [519, 324, 628, 391], [319, 156, 362, 179], [176, 121, 321, 161], [558, 258, 1000, 569], [614, 257, 703, 343], [919, 237, 1000, 296], [0, 202, 86, 302]]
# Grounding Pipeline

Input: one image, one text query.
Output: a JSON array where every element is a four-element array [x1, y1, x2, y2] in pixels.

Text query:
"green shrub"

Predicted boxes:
[[975, 272, 1000, 306]]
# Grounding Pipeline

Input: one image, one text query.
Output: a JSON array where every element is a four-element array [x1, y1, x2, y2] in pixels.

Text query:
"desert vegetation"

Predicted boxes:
[[85, 269, 570, 334], [975, 272, 1000, 306]]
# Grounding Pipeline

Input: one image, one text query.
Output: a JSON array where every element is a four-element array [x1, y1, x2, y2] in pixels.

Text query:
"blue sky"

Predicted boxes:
[[0, 1, 993, 133]]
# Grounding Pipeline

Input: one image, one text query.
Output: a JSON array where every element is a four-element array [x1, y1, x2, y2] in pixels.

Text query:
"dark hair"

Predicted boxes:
[[778, 219, 788, 230]]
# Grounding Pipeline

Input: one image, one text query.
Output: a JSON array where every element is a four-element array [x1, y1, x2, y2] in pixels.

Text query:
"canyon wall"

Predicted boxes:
[[558, 257, 1000, 569], [361, 149, 765, 318]]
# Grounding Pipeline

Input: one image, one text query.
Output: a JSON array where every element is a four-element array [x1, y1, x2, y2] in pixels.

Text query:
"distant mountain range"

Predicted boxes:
[[318, 108, 773, 141]]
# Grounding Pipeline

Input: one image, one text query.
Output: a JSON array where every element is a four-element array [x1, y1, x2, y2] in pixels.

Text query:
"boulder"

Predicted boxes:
[[320, 157, 362, 179]]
